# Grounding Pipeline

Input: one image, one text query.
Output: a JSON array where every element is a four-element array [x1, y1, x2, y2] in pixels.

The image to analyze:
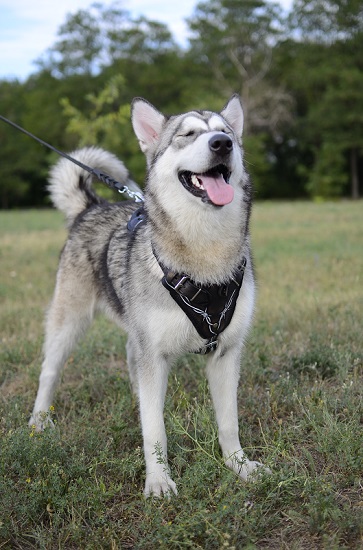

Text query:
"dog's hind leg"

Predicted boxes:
[[29, 270, 95, 430]]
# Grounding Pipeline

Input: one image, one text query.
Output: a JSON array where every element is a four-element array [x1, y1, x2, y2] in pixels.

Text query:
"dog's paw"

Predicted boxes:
[[225, 453, 271, 481], [237, 460, 271, 481], [29, 411, 55, 432], [144, 473, 178, 498]]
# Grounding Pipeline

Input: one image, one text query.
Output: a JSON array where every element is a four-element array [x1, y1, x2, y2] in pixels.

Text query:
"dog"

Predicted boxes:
[[29, 96, 267, 497]]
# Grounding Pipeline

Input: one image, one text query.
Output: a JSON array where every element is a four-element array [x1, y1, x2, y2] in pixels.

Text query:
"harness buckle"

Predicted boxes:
[[173, 275, 189, 291], [127, 208, 146, 233], [197, 338, 218, 355]]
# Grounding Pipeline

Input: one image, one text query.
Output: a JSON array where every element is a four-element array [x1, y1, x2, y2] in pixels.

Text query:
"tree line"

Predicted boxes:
[[0, 0, 362, 208]]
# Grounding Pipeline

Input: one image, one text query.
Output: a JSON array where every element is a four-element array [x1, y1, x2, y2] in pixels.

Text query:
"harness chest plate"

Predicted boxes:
[[159, 259, 246, 354]]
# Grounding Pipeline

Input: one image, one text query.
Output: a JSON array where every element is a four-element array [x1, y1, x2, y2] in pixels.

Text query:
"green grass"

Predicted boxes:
[[1, 201, 362, 549]]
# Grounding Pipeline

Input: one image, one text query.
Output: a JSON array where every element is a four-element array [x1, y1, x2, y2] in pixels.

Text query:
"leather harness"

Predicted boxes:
[[127, 207, 246, 354]]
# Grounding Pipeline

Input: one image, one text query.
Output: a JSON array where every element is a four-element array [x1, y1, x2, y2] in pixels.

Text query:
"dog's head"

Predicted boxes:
[[131, 96, 245, 208]]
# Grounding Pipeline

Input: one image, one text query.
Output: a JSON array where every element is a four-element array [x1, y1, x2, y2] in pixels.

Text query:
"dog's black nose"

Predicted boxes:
[[208, 133, 233, 156]]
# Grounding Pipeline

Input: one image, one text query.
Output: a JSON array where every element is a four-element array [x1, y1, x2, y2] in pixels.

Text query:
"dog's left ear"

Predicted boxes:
[[131, 98, 165, 156], [221, 95, 244, 137]]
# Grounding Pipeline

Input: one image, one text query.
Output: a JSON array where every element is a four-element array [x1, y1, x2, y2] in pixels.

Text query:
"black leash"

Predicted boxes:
[[0, 115, 144, 202]]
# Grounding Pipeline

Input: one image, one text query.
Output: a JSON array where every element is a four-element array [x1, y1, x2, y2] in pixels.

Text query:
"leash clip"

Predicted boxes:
[[118, 188, 144, 203]]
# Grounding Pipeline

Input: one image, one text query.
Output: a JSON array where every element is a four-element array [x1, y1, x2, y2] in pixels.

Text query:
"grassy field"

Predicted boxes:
[[0, 202, 362, 549]]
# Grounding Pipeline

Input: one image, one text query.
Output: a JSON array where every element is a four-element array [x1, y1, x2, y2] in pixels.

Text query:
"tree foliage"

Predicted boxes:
[[282, 0, 363, 198], [187, 0, 293, 137], [0, 0, 362, 207]]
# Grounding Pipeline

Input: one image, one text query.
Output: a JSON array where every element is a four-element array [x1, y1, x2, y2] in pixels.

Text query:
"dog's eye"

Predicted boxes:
[[176, 130, 195, 140], [176, 130, 195, 139]]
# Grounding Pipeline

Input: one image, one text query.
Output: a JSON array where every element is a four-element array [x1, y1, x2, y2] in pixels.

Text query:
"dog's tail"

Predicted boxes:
[[48, 146, 141, 227]]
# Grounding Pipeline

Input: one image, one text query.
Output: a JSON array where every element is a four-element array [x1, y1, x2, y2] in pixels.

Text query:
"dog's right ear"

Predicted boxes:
[[131, 98, 165, 156]]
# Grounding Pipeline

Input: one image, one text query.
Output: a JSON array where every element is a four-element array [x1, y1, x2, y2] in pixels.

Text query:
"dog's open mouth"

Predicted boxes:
[[178, 164, 234, 206]]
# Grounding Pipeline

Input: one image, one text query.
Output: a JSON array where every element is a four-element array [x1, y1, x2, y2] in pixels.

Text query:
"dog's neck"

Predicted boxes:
[[145, 193, 248, 284]]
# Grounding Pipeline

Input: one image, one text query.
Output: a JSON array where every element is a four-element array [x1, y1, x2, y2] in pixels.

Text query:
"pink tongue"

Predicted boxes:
[[199, 174, 234, 206]]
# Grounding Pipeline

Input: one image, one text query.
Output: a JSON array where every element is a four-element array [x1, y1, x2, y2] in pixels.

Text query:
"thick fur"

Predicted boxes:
[[30, 96, 268, 497]]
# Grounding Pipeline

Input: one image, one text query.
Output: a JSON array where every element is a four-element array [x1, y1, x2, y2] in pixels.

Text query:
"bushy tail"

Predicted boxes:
[[48, 146, 141, 227]]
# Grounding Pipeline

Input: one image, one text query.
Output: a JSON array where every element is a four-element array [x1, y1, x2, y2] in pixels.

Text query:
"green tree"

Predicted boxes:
[[187, 0, 295, 198], [36, 2, 128, 77], [285, 0, 363, 198], [61, 74, 144, 186], [36, 3, 179, 79], [0, 81, 29, 208], [289, 0, 363, 42], [4, 0, 362, 206], [0, 68, 104, 207], [107, 15, 178, 64], [187, 0, 293, 136]]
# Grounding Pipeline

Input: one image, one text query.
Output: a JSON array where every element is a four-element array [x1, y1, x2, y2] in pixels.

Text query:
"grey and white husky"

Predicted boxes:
[[30, 96, 267, 496]]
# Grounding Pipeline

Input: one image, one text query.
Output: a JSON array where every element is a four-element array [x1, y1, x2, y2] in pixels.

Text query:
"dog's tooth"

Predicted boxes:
[[191, 174, 201, 188]]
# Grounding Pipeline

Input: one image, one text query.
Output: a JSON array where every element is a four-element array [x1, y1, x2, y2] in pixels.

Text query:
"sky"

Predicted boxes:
[[0, 0, 293, 81]]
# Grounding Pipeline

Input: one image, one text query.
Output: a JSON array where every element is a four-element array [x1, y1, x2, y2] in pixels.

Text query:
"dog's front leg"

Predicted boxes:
[[137, 355, 177, 497], [206, 347, 266, 480]]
